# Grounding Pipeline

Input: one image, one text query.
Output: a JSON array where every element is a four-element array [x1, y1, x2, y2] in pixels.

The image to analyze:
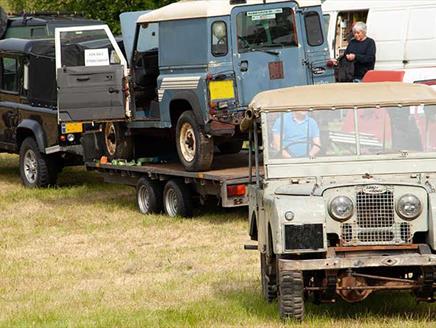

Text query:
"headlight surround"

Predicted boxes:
[[329, 196, 354, 221], [396, 194, 422, 220]]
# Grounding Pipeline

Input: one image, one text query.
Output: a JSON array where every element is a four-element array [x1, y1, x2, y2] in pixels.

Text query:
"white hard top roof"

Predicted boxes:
[[138, 0, 321, 24], [249, 82, 436, 112], [322, 0, 436, 12]]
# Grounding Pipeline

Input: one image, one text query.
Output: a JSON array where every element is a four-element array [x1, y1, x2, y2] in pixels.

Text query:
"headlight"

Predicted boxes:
[[396, 194, 422, 220], [329, 196, 354, 221]]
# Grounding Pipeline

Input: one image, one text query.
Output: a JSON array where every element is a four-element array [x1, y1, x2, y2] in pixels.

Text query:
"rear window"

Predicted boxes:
[[304, 11, 323, 47], [236, 8, 297, 53]]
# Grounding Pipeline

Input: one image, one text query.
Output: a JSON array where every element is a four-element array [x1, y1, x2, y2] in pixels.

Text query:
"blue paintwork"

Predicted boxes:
[[130, 1, 334, 129]]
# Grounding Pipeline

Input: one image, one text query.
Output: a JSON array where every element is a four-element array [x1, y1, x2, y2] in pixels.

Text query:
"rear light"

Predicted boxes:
[[227, 184, 246, 197], [59, 135, 66, 142], [326, 59, 335, 68]]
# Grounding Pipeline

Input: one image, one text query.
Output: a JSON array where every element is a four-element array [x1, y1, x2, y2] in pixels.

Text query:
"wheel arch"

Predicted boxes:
[[16, 119, 47, 153], [168, 91, 205, 128]]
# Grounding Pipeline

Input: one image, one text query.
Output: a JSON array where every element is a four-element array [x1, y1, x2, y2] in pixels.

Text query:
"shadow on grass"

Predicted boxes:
[[214, 284, 435, 322]]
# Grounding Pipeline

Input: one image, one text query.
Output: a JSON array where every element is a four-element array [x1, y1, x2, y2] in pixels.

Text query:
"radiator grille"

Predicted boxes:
[[356, 189, 394, 228], [340, 186, 413, 246]]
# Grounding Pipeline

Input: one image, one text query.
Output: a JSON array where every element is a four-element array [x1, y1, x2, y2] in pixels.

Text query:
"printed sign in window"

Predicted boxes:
[[85, 48, 110, 66], [247, 8, 283, 21]]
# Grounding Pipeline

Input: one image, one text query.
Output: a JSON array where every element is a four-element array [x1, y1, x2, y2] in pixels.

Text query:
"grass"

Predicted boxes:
[[0, 153, 434, 327]]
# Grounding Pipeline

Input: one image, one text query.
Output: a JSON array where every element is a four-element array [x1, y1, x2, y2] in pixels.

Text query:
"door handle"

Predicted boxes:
[[76, 77, 90, 82], [240, 60, 248, 72], [108, 87, 120, 94]]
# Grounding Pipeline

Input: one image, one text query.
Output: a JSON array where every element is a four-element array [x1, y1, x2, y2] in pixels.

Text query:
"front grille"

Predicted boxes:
[[339, 186, 412, 246], [356, 189, 394, 228]]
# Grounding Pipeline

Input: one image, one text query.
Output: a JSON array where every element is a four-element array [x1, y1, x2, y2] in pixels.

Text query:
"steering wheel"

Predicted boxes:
[[238, 36, 250, 49], [270, 141, 321, 159]]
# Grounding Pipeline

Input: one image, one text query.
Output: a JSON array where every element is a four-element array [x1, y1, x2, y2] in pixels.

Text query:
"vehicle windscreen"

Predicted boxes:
[[265, 105, 436, 160], [236, 8, 297, 53]]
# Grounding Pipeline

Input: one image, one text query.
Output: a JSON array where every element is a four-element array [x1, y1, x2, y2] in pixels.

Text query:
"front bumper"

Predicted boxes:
[[279, 253, 436, 272]]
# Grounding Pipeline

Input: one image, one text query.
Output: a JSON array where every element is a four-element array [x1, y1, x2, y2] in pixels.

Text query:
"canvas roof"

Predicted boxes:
[[138, 0, 321, 24], [248, 82, 436, 112]]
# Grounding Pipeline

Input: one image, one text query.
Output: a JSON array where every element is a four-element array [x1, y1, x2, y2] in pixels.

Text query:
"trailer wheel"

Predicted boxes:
[[260, 253, 277, 302], [136, 177, 163, 214], [163, 179, 193, 218], [19, 137, 57, 188], [278, 269, 304, 321], [103, 122, 133, 160], [176, 111, 213, 172], [218, 140, 243, 154]]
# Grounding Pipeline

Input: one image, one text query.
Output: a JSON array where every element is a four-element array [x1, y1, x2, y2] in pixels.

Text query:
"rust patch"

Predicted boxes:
[[269, 61, 284, 80]]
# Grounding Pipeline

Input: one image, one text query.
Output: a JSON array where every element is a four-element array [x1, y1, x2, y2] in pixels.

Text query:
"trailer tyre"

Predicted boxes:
[[163, 179, 193, 218], [136, 177, 163, 214], [103, 122, 133, 160], [176, 111, 213, 172], [19, 137, 57, 188], [278, 269, 304, 321]]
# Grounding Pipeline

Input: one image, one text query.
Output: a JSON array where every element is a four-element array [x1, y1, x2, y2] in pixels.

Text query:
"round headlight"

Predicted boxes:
[[396, 194, 422, 220], [329, 196, 354, 221]]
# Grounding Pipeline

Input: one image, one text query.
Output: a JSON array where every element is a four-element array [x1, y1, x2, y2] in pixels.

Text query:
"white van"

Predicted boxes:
[[322, 0, 436, 69]]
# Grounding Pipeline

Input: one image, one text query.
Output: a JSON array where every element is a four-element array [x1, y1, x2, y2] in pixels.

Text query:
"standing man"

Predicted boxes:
[[345, 21, 376, 81]]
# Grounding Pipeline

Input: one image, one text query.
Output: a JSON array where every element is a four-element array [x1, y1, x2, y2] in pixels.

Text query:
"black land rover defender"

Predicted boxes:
[[0, 38, 84, 187]]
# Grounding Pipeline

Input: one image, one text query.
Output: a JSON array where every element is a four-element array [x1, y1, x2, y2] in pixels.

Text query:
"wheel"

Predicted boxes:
[[103, 122, 133, 160], [19, 137, 57, 188], [136, 177, 163, 214], [163, 179, 193, 218], [176, 111, 213, 172], [218, 140, 243, 154], [260, 253, 277, 302], [278, 269, 305, 321]]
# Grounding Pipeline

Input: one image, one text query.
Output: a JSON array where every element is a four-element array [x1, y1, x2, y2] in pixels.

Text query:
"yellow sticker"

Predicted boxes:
[[209, 80, 235, 101], [64, 122, 83, 134]]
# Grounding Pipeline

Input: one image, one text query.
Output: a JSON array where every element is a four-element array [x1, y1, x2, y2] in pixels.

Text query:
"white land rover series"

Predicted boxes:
[[244, 82, 436, 320]]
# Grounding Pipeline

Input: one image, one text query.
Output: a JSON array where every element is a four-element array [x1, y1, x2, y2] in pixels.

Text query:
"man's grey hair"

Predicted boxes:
[[352, 21, 367, 34]]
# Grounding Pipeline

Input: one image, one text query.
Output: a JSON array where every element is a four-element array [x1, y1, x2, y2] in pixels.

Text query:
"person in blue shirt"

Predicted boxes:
[[272, 111, 321, 158]]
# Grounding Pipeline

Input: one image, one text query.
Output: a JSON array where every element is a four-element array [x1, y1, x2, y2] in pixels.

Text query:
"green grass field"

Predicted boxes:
[[0, 153, 434, 327]]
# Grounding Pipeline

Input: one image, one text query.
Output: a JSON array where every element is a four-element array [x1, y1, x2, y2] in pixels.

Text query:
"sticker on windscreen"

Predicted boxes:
[[85, 48, 110, 67], [247, 8, 283, 21]]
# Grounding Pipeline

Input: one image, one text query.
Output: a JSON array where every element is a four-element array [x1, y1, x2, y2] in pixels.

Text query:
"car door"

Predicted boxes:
[[0, 55, 20, 149], [299, 7, 334, 85], [55, 25, 129, 122], [231, 3, 307, 107]]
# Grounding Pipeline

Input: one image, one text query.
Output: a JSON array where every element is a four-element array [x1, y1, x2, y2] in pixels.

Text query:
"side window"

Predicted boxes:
[[211, 21, 228, 57], [304, 11, 324, 47], [1, 57, 19, 93], [31, 27, 47, 39]]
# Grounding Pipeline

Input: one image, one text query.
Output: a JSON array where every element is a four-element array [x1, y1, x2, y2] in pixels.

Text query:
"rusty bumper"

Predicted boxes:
[[279, 253, 436, 272]]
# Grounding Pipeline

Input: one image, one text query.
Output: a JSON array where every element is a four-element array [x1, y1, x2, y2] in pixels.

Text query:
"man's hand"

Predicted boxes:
[[346, 53, 356, 61]]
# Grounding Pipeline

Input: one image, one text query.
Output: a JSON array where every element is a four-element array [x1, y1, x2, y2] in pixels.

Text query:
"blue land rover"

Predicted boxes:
[[55, 0, 333, 171]]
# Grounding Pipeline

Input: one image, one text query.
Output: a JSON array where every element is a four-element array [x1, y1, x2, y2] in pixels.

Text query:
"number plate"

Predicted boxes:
[[209, 80, 235, 101], [62, 122, 83, 134]]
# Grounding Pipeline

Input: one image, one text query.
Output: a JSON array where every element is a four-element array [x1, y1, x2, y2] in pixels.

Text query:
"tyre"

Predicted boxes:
[[260, 253, 277, 302], [19, 137, 57, 188], [136, 177, 163, 214], [278, 269, 305, 321], [218, 139, 243, 154], [176, 111, 213, 172], [103, 122, 133, 160], [163, 179, 193, 218]]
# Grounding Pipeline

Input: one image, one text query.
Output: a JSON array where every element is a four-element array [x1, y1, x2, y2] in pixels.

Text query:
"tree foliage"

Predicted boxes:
[[6, 0, 177, 33]]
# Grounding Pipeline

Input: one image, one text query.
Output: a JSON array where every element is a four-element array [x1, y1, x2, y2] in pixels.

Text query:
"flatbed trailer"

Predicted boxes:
[[86, 152, 261, 217]]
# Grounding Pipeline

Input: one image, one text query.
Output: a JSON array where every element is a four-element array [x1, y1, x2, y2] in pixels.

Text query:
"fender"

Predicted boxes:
[[16, 119, 47, 153], [161, 89, 207, 127]]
